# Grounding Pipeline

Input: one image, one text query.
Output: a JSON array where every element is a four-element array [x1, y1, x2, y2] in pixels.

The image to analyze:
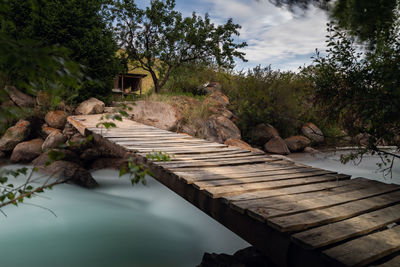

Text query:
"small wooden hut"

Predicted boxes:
[[112, 73, 147, 96]]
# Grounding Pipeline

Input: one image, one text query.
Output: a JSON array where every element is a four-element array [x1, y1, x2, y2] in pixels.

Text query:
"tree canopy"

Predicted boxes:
[[112, 0, 247, 93], [2, 0, 121, 101]]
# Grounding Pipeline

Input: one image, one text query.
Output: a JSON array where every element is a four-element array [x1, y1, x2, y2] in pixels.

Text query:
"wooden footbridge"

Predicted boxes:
[[68, 114, 400, 267]]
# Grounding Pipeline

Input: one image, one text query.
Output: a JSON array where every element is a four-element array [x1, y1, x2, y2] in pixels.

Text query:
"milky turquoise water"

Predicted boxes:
[[2, 151, 398, 267], [0, 166, 249, 267], [289, 150, 400, 185]]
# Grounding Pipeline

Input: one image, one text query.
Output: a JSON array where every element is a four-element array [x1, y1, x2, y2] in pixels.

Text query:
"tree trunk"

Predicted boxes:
[[149, 70, 159, 93]]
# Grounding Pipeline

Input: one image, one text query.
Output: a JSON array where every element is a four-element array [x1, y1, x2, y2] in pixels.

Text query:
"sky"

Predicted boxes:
[[136, 0, 330, 71]]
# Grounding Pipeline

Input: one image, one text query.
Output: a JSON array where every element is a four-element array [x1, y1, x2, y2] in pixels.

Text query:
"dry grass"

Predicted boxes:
[[141, 93, 220, 126]]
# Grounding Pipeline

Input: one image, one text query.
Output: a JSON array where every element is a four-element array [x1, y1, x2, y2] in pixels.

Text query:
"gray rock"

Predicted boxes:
[[10, 138, 43, 163], [304, 146, 319, 154], [62, 122, 77, 137], [204, 91, 230, 107], [301, 122, 324, 143], [0, 151, 5, 158], [80, 148, 102, 161], [41, 124, 61, 137], [90, 157, 128, 170], [4, 86, 35, 108], [203, 115, 241, 143], [42, 131, 67, 151], [128, 101, 181, 131], [75, 97, 105, 115], [0, 120, 31, 151], [354, 133, 371, 146], [179, 123, 197, 137], [45, 110, 68, 129], [225, 138, 262, 153], [32, 149, 80, 166], [198, 246, 272, 267], [38, 160, 98, 189], [264, 136, 290, 155], [284, 136, 311, 152], [251, 123, 279, 146]]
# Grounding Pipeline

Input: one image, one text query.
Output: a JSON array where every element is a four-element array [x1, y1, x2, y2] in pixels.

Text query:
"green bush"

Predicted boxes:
[[225, 66, 316, 142]]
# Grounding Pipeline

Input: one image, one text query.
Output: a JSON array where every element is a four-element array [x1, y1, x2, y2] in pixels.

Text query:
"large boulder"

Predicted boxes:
[[42, 131, 67, 151], [10, 138, 43, 163], [203, 115, 241, 143], [90, 157, 128, 170], [354, 133, 371, 146], [251, 123, 279, 146], [75, 97, 105, 115], [204, 91, 230, 107], [301, 122, 324, 143], [179, 123, 198, 137], [264, 136, 290, 155], [225, 138, 264, 153], [38, 160, 98, 189], [32, 149, 80, 166], [0, 120, 31, 151], [45, 110, 68, 129], [41, 124, 62, 137], [4, 86, 35, 108], [284, 136, 311, 152], [128, 101, 181, 131]]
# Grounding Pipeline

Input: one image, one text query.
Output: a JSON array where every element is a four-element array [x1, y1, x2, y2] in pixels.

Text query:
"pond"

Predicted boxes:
[[0, 165, 249, 267]]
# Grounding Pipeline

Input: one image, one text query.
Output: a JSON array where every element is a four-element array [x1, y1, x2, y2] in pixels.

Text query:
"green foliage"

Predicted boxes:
[[164, 63, 218, 95], [0, 1, 84, 133], [2, 0, 121, 101], [226, 66, 315, 141], [119, 152, 171, 186], [307, 22, 400, 147], [331, 0, 399, 48], [112, 0, 247, 93], [0, 167, 60, 211]]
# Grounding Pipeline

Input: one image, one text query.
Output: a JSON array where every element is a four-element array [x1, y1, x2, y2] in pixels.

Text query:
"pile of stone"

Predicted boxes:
[[0, 89, 123, 188], [251, 122, 324, 155]]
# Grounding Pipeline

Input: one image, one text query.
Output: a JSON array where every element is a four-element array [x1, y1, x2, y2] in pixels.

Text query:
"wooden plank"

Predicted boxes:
[[224, 178, 360, 203], [203, 174, 350, 198], [108, 136, 194, 141], [128, 147, 243, 154], [137, 150, 253, 159], [170, 152, 265, 161], [111, 139, 207, 144], [250, 183, 398, 222], [231, 179, 374, 213], [373, 255, 400, 267], [124, 142, 226, 148], [167, 161, 303, 173], [156, 156, 280, 169], [323, 225, 400, 267], [293, 204, 400, 249], [173, 167, 315, 182], [158, 155, 277, 166], [268, 188, 400, 232], [192, 170, 334, 188]]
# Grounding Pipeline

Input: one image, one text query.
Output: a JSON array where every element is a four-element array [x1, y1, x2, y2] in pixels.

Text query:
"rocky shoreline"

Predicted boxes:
[[0, 85, 329, 189]]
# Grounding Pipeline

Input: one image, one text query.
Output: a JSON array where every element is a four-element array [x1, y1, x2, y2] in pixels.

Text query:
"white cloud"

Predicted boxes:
[[176, 0, 329, 71]]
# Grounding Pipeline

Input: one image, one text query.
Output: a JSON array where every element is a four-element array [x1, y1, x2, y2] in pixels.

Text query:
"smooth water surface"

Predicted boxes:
[[289, 150, 400, 185], [0, 166, 249, 267]]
